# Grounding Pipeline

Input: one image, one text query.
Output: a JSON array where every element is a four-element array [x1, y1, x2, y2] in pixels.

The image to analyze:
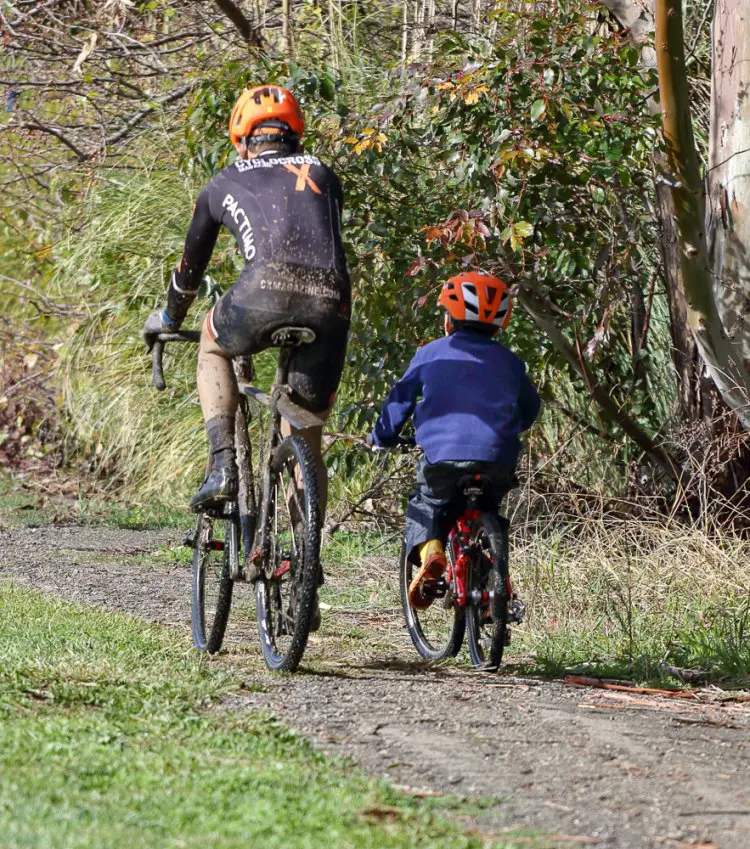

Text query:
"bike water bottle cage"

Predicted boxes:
[[270, 326, 317, 347]]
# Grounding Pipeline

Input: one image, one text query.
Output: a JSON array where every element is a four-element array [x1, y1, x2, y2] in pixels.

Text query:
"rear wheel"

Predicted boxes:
[[191, 511, 237, 653], [465, 512, 510, 671], [400, 542, 465, 660], [255, 436, 321, 672]]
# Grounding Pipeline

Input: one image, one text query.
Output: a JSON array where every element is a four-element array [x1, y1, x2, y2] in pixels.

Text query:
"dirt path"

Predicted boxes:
[[2, 525, 749, 849]]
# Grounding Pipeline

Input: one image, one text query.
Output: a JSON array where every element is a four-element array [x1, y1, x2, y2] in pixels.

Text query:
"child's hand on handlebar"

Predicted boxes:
[[365, 433, 386, 452], [365, 432, 416, 452]]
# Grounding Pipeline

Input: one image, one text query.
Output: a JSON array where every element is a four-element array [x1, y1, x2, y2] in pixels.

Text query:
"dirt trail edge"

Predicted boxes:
[[2, 525, 749, 849]]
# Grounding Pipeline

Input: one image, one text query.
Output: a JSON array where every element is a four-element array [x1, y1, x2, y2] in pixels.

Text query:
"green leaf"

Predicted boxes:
[[530, 99, 546, 122], [320, 74, 336, 102], [513, 220, 534, 238]]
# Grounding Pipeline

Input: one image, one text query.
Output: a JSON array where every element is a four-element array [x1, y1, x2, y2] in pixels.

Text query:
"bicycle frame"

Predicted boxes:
[[446, 510, 480, 608], [446, 506, 514, 611], [244, 346, 294, 579], [238, 340, 325, 579], [152, 328, 324, 582]]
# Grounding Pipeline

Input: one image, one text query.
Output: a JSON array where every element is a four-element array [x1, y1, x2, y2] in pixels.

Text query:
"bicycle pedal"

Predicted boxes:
[[182, 529, 196, 548], [221, 500, 238, 517]]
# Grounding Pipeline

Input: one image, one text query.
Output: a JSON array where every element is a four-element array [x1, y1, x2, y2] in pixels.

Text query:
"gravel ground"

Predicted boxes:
[[2, 524, 749, 849]]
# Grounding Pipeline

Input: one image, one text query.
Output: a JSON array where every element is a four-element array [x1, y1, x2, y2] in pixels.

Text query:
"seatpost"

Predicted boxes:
[[275, 345, 293, 387]]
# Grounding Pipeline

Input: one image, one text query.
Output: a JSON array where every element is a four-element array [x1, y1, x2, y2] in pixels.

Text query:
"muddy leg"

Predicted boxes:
[[280, 413, 329, 521]]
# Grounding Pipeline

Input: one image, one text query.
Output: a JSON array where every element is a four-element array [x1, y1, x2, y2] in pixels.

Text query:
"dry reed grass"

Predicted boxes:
[[509, 494, 750, 681]]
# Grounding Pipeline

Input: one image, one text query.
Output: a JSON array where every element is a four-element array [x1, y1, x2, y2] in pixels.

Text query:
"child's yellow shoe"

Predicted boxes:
[[408, 540, 446, 610]]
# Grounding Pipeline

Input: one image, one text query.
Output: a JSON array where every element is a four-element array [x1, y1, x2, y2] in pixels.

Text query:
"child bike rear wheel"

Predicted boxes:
[[465, 512, 510, 671], [191, 511, 238, 653], [255, 435, 321, 672], [400, 543, 465, 660]]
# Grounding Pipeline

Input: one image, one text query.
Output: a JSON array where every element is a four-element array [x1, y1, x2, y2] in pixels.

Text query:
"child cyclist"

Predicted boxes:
[[368, 272, 540, 609]]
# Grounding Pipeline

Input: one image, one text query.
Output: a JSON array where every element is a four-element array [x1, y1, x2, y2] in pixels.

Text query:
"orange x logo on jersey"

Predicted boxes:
[[283, 163, 322, 195]]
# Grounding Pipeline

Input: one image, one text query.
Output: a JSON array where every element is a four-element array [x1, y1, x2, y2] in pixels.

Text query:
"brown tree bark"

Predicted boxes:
[[212, 0, 264, 46], [282, 0, 293, 55]]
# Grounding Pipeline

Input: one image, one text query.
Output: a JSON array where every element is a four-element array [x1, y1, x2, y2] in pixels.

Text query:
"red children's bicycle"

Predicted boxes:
[[399, 472, 525, 671]]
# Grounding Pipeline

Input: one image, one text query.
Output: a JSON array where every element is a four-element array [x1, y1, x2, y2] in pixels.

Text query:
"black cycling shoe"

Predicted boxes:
[[189, 464, 238, 511]]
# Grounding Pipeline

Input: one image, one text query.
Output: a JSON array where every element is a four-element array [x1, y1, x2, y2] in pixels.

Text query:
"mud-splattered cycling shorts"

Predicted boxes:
[[209, 261, 351, 414]]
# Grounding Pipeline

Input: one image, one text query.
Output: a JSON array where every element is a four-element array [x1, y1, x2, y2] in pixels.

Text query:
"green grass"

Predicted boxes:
[[0, 584, 534, 849], [3, 468, 748, 687]]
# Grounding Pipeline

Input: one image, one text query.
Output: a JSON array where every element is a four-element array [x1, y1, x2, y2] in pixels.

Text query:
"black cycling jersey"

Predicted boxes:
[[166, 151, 350, 324]]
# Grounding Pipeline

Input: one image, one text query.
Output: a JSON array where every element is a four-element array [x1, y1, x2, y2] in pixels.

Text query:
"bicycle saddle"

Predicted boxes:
[[456, 473, 494, 496], [270, 326, 316, 347]]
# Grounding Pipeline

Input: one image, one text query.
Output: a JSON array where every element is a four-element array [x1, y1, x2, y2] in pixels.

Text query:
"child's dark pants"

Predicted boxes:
[[404, 458, 516, 563]]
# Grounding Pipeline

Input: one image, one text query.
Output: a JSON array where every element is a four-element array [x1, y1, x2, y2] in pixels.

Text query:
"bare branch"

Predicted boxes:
[[101, 83, 194, 151], [211, 0, 264, 46], [19, 114, 88, 161]]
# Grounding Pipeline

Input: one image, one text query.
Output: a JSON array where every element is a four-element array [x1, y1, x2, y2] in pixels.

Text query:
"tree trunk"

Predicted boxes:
[[471, 0, 481, 31], [426, 0, 436, 58], [599, 0, 729, 425], [653, 150, 705, 421], [212, 0, 264, 46], [655, 0, 750, 427], [401, 0, 409, 63], [282, 0, 293, 55], [707, 0, 750, 386]]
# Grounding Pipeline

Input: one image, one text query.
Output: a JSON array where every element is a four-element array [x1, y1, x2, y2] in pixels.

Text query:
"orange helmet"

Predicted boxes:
[[438, 271, 513, 330], [228, 85, 304, 145]]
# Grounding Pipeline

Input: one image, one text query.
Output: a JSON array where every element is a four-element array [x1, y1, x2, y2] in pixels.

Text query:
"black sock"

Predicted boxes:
[[212, 447, 235, 468], [206, 416, 235, 466]]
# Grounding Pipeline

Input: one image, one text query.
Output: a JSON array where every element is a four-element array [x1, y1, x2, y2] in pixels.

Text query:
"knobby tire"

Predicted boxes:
[[465, 511, 510, 671], [191, 511, 237, 654], [255, 435, 321, 672]]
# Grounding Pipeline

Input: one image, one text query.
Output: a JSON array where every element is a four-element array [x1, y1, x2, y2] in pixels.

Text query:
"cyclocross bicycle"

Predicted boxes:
[[397, 452, 524, 671], [151, 326, 324, 672]]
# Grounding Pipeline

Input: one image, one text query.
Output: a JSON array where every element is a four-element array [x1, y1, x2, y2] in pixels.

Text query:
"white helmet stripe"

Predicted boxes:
[[462, 283, 480, 317]]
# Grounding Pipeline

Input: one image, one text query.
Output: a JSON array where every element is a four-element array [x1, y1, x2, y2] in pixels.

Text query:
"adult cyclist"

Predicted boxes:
[[142, 86, 351, 542]]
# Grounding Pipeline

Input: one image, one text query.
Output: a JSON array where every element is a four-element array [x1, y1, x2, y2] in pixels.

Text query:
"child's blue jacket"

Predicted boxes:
[[371, 330, 540, 466]]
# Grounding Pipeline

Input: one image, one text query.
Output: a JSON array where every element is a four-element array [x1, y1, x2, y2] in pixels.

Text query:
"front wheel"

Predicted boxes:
[[465, 512, 510, 671], [191, 511, 238, 653], [255, 435, 321, 672], [400, 543, 465, 660]]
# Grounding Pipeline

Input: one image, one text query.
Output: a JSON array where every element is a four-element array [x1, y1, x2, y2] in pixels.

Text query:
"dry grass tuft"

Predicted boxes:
[[510, 499, 750, 681]]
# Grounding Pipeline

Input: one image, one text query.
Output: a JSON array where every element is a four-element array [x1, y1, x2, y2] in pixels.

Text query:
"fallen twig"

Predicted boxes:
[[564, 675, 697, 699]]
